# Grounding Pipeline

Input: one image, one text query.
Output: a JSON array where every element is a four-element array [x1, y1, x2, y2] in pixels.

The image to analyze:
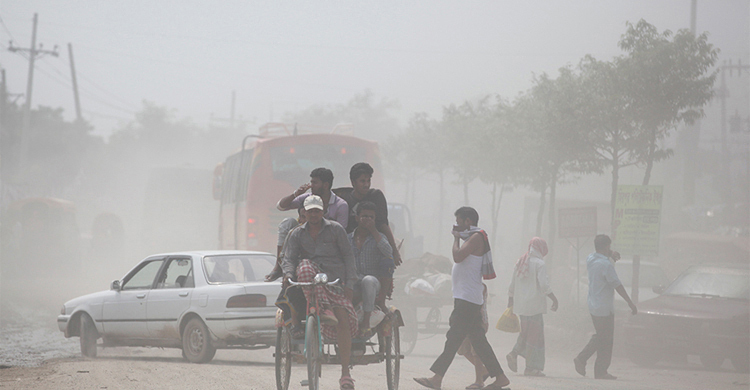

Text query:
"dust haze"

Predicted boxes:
[[1, 0, 748, 378]]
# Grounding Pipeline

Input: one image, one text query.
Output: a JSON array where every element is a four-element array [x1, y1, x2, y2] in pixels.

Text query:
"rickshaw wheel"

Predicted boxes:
[[424, 307, 441, 331], [275, 326, 292, 390], [401, 308, 417, 355], [305, 315, 321, 390], [385, 318, 401, 390]]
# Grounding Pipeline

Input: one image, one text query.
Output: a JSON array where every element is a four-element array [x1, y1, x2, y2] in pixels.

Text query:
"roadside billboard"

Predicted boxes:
[[612, 185, 663, 256], [558, 207, 598, 239]]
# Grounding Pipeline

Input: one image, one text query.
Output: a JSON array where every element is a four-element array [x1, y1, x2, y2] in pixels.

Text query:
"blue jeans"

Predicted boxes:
[[355, 275, 380, 312]]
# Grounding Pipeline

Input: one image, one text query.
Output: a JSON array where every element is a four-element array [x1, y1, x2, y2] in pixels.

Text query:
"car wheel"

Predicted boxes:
[[79, 314, 98, 358], [626, 346, 661, 367], [699, 354, 725, 370], [731, 352, 749, 373], [182, 317, 216, 363]]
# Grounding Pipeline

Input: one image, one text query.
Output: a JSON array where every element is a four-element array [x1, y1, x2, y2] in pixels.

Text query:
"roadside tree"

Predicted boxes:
[[617, 20, 718, 186]]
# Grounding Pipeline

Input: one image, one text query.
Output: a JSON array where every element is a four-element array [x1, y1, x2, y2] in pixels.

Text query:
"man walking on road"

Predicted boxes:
[[414, 207, 510, 390], [574, 234, 637, 380]]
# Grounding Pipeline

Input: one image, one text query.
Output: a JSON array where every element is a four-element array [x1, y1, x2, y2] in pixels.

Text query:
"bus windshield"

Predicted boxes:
[[270, 144, 365, 186], [215, 129, 384, 252]]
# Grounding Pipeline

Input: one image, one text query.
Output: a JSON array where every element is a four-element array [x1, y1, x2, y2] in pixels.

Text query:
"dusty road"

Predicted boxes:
[[1, 304, 748, 390]]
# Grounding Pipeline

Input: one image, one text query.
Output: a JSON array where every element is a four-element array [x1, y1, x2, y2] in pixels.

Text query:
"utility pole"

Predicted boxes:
[[1, 69, 6, 127], [718, 59, 750, 204], [8, 13, 58, 171], [682, 0, 700, 205], [68, 43, 82, 122], [230, 90, 236, 129], [209, 91, 253, 130]]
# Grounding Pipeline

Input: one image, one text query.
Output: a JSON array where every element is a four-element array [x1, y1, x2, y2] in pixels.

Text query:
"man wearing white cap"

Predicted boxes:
[[282, 195, 358, 389]]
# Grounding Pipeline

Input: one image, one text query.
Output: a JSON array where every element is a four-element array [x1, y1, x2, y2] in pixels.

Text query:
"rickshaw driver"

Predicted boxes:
[[282, 195, 359, 390]]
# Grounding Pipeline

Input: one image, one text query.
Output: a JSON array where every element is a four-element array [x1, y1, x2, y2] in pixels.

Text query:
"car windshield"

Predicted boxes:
[[615, 263, 670, 288], [204, 255, 275, 284], [664, 268, 750, 299]]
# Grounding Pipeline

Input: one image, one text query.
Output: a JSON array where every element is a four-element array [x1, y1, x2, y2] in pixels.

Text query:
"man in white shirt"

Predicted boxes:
[[414, 207, 510, 390]]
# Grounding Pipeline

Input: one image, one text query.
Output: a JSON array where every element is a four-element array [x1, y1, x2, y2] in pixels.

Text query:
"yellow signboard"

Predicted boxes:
[[612, 185, 663, 256]]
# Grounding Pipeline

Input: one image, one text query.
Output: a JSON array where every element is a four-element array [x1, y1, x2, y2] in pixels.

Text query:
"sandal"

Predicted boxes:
[[466, 383, 483, 390], [506, 353, 517, 373], [524, 368, 545, 377], [414, 377, 441, 390], [339, 375, 355, 390], [265, 266, 283, 282]]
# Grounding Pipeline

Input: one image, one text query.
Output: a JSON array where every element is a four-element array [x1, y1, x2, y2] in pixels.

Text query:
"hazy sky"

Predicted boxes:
[[1, 1, 748, 138]]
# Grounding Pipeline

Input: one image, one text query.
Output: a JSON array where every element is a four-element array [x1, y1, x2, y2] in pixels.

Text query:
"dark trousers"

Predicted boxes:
[[430, 299, 504, 377], [576, 314, 615, 376]]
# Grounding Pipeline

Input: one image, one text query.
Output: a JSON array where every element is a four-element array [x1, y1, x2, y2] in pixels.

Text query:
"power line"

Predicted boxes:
[[40, 55, 136, 110], [35, 57, 136, 114], [7, 13, 59, 170], [0, 16, 17, 42], [34, 62, 135, 116], [82, 109, 131, 121], [70, 66, 139, 111]]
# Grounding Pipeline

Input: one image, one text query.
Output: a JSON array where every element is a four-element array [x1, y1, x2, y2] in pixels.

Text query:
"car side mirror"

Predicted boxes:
[[111, 280, 121, 291], [652, 285, 666, 294]]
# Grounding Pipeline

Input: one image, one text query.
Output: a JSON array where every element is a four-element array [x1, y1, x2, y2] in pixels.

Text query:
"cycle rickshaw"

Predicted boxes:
[[392, 254, 454, 355], [274, 273, 404, 390]]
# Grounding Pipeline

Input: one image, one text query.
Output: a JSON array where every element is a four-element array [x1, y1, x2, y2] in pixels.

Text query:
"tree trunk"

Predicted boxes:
[[535, 185, 547, 237], [490, 181, 506, 249], [437, 169, 445, 252], [463, 176, 469, 205], [410, 169, 417, 213], [547, 175, 558, 262], [642, 128, 656, 186], [610, 156, 620, 235], [404, 169, 411, 211]]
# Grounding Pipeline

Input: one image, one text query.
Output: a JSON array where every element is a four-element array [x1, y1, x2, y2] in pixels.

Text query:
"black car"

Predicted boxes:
[[623, 263, 749, 372]]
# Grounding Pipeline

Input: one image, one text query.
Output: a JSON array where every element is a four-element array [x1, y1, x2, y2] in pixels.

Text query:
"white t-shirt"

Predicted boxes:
[[452, 254, 484, 305], [508, 254, 552, 316]]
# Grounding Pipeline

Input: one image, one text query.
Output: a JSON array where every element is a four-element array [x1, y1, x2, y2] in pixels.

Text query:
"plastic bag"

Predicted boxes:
[[495, 306, 520, 333], [406, 278, 435, 295]]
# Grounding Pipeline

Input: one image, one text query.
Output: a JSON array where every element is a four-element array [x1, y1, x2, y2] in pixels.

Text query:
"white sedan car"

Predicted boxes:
[[58, 250, 281, 363]]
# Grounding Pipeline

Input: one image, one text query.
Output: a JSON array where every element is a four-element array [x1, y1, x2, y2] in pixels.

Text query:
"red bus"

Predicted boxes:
[[213, 123, 384, 252]]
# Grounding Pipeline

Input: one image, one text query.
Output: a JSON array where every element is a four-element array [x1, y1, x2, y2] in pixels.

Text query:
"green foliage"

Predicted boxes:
[[617, 20, 718, 185], [1, 101, 101, 193]]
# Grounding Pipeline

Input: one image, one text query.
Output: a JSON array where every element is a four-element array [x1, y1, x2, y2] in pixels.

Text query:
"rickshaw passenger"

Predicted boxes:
[[282, 195, 359, 390], [348, 201, 394, 333]]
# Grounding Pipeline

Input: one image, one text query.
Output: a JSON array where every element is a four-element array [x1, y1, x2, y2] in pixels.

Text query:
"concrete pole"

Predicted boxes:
[[68, 43, 82, 122], [19, 13, 38, 171], [230, 90, 236, 129]]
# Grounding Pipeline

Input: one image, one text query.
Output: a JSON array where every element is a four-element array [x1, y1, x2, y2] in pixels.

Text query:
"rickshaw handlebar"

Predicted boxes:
[[288, 278, 340, 287]]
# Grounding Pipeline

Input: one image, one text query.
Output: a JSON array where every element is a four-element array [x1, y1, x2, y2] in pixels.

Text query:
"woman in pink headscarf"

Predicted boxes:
[[506, 237, 559, 377]]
